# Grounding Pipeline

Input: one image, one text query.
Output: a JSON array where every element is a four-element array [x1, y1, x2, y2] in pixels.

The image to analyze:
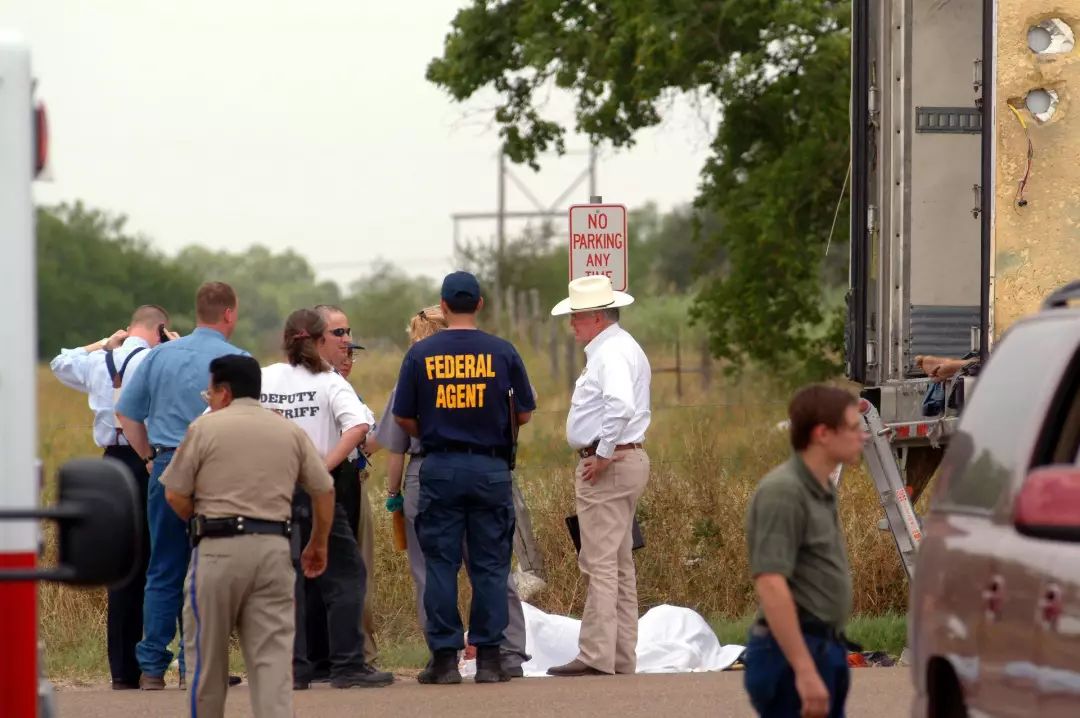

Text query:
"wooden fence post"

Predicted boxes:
[[529, 288, 541, 351], [674, 334, 683, 401], [505, 286, 517, 340], [701, 340, 712, 392]]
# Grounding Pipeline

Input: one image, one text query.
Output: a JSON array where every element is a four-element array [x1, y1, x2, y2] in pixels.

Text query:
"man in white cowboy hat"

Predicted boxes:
[[547, 275, 652, 677]]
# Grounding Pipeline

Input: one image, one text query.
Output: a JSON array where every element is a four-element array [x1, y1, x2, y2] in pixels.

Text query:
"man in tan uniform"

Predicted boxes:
[[162, 354, 335, 718]]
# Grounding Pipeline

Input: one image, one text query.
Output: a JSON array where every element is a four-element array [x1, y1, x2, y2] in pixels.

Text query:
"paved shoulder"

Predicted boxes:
[[54, 669, 912, 717]]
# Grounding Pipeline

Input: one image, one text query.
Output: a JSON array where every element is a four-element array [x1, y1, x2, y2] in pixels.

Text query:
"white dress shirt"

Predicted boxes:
[[50, 336, 151, 447], [566, 323, 652, 458]]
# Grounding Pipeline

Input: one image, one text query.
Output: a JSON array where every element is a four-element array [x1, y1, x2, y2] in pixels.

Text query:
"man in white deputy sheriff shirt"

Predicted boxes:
[[260, 308, 392, 689], [546, 276, 652, 677]]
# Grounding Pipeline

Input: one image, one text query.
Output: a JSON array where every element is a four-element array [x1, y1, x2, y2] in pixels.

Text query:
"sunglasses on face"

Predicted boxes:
[[329, 327, 351, 337]]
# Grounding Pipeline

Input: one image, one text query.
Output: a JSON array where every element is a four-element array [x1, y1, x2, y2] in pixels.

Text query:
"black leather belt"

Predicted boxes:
[[189, 515, 291, 546], [421, 442, 510, 461]]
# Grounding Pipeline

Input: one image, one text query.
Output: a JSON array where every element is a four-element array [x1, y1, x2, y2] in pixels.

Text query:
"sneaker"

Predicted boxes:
[[139, 673, 165, 691], [330, 664, 394, 689], [417, 650, 462, 685]]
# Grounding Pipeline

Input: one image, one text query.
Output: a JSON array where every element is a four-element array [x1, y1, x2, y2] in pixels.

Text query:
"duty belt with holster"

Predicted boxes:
[[188, 514, 292, 547]]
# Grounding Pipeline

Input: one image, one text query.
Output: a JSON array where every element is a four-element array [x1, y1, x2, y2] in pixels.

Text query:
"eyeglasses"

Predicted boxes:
[[329, 327, 351, 337], [200, 389, 211, 404]]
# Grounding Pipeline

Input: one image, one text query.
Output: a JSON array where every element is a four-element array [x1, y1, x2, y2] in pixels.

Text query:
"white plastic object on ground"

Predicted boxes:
[[460, 603, 745, 678]]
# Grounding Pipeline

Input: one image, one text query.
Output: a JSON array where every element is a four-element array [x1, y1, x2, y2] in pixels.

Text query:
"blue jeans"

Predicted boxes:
[[415, 452, 515, 651], [136, 451, 190, 677], [744, 628, 850, 718]]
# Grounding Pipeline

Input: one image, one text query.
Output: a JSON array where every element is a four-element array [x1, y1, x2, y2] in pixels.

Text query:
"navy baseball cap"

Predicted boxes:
[[441, 271, 481, 306]]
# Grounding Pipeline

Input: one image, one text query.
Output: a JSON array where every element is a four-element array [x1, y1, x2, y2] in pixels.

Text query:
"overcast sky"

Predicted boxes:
[[5, 2, 711, 290]]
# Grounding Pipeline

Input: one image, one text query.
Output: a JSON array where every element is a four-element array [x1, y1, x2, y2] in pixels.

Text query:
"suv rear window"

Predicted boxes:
[[935, 318, 1080, 513]]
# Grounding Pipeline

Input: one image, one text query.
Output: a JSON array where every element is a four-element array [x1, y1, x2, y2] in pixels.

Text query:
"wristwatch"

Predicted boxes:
[[142, 446, 158, 463]]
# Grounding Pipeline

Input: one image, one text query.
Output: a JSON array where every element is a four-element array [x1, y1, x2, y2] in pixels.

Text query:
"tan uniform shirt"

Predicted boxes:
[[161, 397, 333, 521]]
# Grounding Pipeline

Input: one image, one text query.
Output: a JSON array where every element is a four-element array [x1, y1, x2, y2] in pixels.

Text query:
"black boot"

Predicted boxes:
[[417, 649, 462, 685], [474, 645, 511, 684]]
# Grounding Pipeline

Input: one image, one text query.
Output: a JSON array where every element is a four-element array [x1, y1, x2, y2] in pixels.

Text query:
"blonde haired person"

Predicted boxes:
[[368, 305, 532, 677]]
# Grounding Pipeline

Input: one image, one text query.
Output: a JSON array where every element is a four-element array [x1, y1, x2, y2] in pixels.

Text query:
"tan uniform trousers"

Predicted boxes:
[[574, 448, 650, 674], [183, 534, 294, 718], [356, 478, 378, 663]]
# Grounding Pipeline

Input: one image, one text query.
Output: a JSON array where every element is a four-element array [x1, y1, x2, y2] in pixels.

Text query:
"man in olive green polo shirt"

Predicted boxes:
[[744, 385, 868, 718]]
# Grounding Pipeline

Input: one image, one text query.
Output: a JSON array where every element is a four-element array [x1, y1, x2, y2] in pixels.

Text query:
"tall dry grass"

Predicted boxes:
[[35, 342, 908, 677]]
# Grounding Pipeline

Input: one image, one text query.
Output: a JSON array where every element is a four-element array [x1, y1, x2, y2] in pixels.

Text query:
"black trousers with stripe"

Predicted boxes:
[[102, 444, 151, 685]]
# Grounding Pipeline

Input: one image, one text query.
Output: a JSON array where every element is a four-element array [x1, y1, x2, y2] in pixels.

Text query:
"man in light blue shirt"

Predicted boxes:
[[117, 282, 248, 690], [49, 303, 172, 689]]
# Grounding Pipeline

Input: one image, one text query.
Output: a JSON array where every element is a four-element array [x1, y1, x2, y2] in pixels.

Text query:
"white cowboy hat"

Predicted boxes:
[[550, 276, 635, 316]]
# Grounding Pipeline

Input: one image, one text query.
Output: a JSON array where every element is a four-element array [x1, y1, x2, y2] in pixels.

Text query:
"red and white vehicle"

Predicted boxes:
[[0, 32, 141, 717]]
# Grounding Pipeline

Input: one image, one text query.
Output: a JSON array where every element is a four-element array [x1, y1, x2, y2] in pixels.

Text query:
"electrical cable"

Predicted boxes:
[[1006, 103, 1034, 209]]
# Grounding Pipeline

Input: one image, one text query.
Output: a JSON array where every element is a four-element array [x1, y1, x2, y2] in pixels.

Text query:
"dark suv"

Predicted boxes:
[[911, 287, 1080, 717]]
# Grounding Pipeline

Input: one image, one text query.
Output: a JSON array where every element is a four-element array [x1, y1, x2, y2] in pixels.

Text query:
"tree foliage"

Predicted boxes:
[[37, 203, 199, 359], [428, 0, 851, 379], [174, 245, 343, 356]]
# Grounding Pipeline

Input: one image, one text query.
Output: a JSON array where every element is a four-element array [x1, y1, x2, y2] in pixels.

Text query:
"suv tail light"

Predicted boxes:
[[1015, 465, 1080, 541]]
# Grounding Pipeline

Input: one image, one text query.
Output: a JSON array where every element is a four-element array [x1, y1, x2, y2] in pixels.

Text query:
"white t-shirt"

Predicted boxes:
[[260, 363, 374, 458]]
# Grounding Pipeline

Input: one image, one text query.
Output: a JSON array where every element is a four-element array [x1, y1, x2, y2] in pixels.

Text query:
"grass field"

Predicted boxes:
[[36, 340, 910, 680]]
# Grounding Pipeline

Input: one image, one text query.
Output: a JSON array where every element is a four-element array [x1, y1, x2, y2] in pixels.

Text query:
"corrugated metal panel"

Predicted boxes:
[[910, 305, 980, 358]]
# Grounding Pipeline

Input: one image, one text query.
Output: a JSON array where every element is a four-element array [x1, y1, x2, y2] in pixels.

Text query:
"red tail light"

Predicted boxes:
[[33, 102, 48, 177]]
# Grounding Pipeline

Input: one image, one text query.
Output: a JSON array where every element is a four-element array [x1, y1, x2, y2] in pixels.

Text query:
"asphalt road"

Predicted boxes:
[[54, 669, 913, 717]]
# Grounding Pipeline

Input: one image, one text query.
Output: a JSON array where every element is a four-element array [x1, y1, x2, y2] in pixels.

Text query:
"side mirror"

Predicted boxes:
[[0, 458, 143, 586], [56, 458, 144, 585], [1015, 465, 1080, 541]]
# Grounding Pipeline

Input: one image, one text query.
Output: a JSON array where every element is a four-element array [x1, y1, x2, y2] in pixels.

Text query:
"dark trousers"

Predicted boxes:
[[744, 628, 850, 718], [102, 445, 151, 685], [304, 461, 362, 679], [415, 451, 515, 651], [291, 491, 367, 682]]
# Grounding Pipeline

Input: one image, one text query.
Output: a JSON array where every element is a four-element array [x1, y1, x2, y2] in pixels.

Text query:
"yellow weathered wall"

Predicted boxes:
[[994, 3, 1080, 337]]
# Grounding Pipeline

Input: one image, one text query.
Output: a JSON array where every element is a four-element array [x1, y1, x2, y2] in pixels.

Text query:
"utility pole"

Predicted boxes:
[[495, 148, 507, 326], [450, 143, 601, 315]]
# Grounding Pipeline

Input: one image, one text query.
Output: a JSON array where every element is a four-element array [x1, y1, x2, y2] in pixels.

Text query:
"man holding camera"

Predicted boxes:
[[162, 355, 335, 718], [49, 303, 175, 690], [117, 282, 248, 690]]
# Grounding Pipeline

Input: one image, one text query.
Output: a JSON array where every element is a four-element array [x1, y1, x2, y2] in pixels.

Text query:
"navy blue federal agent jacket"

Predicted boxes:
[[392, 329, 535, 453]]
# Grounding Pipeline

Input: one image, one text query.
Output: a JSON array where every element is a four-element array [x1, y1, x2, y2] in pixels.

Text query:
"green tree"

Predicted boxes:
[[428, 0, 850, 379], [340, 260, 439, 350], [37, 203, 199, 358]]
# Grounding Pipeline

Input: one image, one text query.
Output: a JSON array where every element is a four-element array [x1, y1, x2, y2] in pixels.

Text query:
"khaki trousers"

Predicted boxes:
[[183, 534, 294, 718], [356, 478, 378, 663], [574, 448, 649, 674]]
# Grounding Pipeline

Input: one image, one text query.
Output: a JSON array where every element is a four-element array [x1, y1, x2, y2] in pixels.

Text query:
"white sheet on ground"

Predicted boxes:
[[462, 603, 745, 678]]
